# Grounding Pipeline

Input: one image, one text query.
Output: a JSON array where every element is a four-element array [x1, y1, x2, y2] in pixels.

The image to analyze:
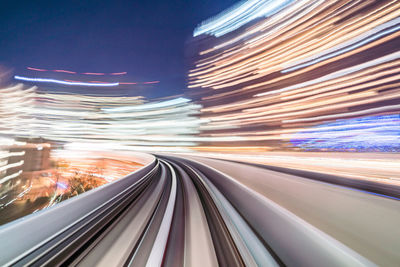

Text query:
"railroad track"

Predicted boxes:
[[1, 154, 398, 266]]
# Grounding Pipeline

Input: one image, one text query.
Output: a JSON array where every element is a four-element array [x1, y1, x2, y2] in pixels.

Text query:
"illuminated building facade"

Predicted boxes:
[[189, 0, 400, 152], [0, 82, 203, 209], [0, 84, 203, 152]]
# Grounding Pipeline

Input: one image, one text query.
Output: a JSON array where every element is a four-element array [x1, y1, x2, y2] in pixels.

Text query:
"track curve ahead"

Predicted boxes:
[[0, 154, 399, 266]]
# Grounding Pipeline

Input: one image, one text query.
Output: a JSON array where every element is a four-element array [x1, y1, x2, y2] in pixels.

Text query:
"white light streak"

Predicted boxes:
[[14, 76, 119, 87]]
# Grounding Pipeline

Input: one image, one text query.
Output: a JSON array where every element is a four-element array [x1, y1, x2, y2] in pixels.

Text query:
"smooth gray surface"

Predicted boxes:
[[188, 156, 400, 266], [0, 156, 157, 266]]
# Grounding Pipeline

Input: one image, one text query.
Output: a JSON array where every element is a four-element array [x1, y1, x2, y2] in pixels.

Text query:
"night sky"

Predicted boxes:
[[0, 0, 237, 98]]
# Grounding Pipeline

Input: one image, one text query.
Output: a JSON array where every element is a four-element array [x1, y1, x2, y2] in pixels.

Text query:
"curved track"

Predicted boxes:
[[0, 154, 399, 266]]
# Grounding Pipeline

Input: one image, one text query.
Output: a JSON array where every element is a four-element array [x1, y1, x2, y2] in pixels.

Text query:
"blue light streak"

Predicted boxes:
[[14, 76, 119, 87], [290, 114, 400, 152], [194, 0, 292, 37], [56, 182, 68, 189]]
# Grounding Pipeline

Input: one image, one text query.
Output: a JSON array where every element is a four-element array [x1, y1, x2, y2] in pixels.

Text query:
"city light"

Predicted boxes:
[[1, 0, 400, 265], [189, 0, 400, 152], [14, 76, 120, 87]]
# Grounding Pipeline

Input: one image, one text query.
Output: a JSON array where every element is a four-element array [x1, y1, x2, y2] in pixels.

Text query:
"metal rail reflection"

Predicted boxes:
[[1, 153, 398, 266]]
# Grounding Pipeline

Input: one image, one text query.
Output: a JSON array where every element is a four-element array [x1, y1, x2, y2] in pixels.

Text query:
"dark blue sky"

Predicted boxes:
[[0, 0, 237, 98]]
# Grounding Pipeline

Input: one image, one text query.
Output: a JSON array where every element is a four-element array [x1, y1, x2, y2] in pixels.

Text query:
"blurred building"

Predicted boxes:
[[0, 83, 205, 152], [189, 0, 400, 152], [0, 138, 52, 208]]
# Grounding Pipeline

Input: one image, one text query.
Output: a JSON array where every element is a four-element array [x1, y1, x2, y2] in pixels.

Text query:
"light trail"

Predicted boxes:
[[0, 154, 397, 266], [14, 76, 120, 87], [189, 0, 400, 152], [27, 67, 127, 75]]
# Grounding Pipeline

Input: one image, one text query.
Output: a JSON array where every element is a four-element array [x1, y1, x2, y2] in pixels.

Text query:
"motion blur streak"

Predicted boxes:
[[3, 154, 395, 266], [290, 114, 400, 152], [19, 71, 158, 86], [0, 84, 243, 153], [189, 0, 400, 153], [0, 0, 400, 266], [14, 76, 119, 87], [193, 0, 293, 37], [53, 69, 77, 74], [0, 85, 198, 151], [26, 67, 46, 72], [27, 67, 127, 75]]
